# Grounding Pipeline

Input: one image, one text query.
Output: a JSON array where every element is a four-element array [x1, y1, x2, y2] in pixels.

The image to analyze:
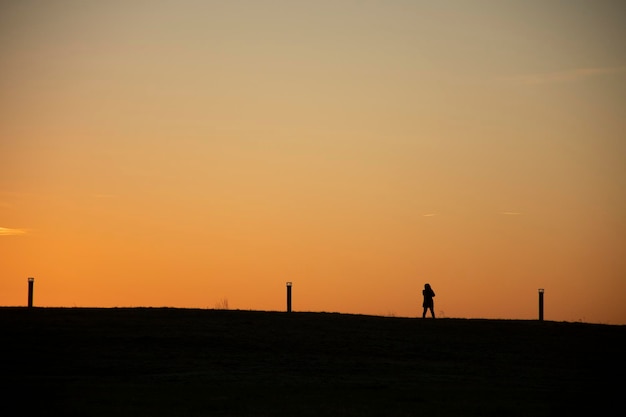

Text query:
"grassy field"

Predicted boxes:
[[2, 307, 624, 416]]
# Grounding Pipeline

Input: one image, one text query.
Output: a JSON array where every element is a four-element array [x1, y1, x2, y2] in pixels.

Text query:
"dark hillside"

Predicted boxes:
[[1, 308, 624, 416]]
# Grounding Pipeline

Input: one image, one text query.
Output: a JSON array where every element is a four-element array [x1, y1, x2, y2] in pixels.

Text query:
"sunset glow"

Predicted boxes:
[[2, 0, 625, 324]]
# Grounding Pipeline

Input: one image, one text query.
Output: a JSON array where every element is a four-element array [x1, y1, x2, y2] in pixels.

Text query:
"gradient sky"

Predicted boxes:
[[1, 0, 625, 324]]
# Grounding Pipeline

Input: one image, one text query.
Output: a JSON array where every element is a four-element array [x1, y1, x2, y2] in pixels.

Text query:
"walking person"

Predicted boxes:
[[422, 283, 435, 318]]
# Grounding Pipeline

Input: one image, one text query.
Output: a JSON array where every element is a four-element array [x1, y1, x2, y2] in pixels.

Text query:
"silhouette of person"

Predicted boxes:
[[422, 283, 435, 318]]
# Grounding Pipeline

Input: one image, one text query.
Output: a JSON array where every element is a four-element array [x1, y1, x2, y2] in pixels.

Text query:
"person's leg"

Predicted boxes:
[[422, 308, 427, 318], [430, 307, 435, 318]]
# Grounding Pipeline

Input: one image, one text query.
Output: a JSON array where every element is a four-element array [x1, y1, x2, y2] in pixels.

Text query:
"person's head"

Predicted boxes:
[[425, 283, 431, 290]]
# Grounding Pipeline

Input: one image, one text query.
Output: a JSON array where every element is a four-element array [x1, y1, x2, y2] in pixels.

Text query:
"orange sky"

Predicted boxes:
[[1, 0, 625, 324]]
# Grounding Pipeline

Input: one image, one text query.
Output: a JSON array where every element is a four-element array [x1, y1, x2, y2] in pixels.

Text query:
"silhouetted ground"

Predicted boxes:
[[1, 307, 624, 416]]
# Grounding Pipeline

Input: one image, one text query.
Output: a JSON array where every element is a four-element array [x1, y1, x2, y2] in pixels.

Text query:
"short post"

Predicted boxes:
[[538, 288, 544, 321], [286, 282, 292, 313], [28, 277, 34, 308]]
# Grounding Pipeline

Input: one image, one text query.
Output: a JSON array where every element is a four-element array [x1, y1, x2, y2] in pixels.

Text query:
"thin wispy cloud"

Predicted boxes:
[[501, 211, 523, 215], [504, 66, 626, 85], [422, 213, 438, 217], [0, 227, 27, 236]]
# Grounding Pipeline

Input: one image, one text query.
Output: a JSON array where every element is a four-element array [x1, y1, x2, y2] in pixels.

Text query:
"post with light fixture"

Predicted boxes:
[[286, 282, 292, 313], [538, 288, 544, 321], [28, 277, 35, 308]]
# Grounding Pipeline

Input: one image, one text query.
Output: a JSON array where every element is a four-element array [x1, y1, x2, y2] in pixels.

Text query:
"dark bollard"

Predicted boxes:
[[286, 282, 292, 313], [538, 288, 544, 321], [28, 277, 34, 308]]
